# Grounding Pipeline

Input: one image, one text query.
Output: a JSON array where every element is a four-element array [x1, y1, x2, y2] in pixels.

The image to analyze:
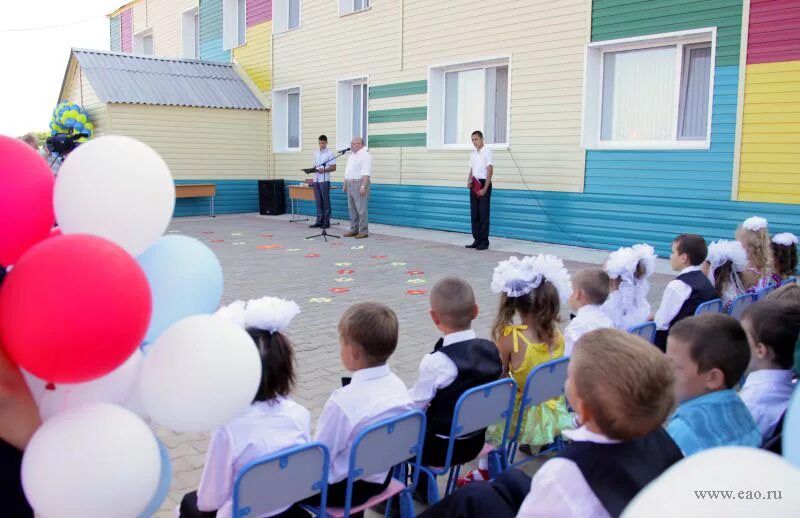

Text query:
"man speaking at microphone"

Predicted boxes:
[[309, 135, 336, 229], [342, 137, 372, 239]]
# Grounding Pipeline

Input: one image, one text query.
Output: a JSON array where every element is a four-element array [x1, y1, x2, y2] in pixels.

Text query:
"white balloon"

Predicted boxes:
[[54, 135, 175, 256], [623, 446, 800, 517], [22, 349, 143, 421], [22, 403, 160, 518], [139, 314, 261, 432]]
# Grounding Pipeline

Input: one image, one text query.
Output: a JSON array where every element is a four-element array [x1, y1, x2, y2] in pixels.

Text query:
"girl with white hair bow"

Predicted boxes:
[[703, 240, 747, 312], [602, 244, 656, 330]]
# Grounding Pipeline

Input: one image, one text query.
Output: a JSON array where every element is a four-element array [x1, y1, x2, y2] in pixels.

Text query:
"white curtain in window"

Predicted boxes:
[[444, 69, 485, 145], [287, 92, 300, 148], [237, 0, 247, 45], [486, 65, 508, 144], [352, 84, 367, 140], [601, 46, 676, 142], [143, 35, 154, 55], [194, 12, 200, 57], [678, 45, 711, 140], [288, 0, 300, 29]]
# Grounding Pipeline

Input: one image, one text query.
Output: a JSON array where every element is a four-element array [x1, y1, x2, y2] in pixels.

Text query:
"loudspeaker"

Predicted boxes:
[[258, 179, 286, 215]]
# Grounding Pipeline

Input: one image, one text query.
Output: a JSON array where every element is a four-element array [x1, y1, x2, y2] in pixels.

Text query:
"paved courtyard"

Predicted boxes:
[[153, 213, 675, 516]]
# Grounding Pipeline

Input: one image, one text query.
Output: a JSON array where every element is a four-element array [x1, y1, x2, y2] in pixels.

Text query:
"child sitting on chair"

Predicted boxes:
[[180, 297, 311, 518], [768, 283, 800, 377], [460, 255, 574, 485], [665, 313, 761, 455], [736, 216, 774, 291], [408, 277, 502, 499], [703, 239, 747, 312], [310, 302, 413, 509], [418, 328, 683, 518], [739, 300, 800, 440], [602, 244, 656, 330], [564, 267, 613, 355], [770, 232, 798, 284]]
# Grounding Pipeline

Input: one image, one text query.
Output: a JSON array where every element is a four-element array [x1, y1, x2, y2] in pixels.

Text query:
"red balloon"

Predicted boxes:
[[0, 136, 55, 266], [0, 234, 151, 383]]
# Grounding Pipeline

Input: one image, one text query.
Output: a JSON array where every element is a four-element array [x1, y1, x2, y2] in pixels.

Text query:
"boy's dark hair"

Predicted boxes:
[[318, 135, 328, 142], [674, 234, 708, 266], [471, 130, 483, 139], [338, 302, 398, 366], [573, 267, 611, 305], [431, 277, 476, 330], [742, 300, 800, 369], [669, 314, 749, 388], [771, 241, 798, 278], [248, 329, 296, 403]]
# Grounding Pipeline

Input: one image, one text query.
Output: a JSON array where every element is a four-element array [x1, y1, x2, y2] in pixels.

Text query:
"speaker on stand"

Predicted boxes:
[[258, 179, 286, 215]]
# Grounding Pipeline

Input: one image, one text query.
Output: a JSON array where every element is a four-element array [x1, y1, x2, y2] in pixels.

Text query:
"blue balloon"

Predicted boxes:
[[137, 235, 224, 343], [138, 438, 172, 517], [784, 388, 800, 468], [73, 121, 84, 132], [63, 118, 75, 129]]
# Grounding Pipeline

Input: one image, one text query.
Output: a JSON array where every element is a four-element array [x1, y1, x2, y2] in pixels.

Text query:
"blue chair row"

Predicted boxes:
[[781, 277, 797, 286], [628, 322, 657, 344]]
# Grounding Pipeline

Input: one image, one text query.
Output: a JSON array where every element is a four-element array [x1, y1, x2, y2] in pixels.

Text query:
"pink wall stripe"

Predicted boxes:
[[120, 9, 133, 53], [247, 0, 272, 26], [747, 0, 800, 64]]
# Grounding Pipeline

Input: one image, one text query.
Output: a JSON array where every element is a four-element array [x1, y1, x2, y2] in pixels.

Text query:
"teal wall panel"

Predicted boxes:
[[369, 107, 427, 124], [369, 81, 427, 99], [110, 16, 121, 52], [173, 180, 258, 217], [199, 0, 231, 62], [368, 133, 426, 148]]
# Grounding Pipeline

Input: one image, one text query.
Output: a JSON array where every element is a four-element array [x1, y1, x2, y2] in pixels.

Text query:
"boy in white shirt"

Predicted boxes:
[[739, 300, 799, 440], [564, 268, 613, 355]]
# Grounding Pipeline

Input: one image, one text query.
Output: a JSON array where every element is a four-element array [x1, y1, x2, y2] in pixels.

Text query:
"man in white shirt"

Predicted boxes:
[[309, 135, 336, 229], [466, 130, 493, 250], [342, 137, 372, 239]]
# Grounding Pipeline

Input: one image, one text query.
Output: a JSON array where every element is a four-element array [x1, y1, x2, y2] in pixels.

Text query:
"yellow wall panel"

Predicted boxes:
[[233, 22, 272, 92], [738, 60, 800, 204]]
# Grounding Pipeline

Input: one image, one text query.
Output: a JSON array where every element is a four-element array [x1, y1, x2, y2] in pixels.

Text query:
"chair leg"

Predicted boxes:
[[488, 450, 505, 479], [508, 441, 518, 465], [399, 491, 414, 518], [425, 469, 440, 504]]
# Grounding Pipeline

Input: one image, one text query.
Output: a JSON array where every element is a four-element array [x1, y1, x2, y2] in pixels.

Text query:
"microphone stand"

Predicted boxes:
[[304, 148, 348, 242]]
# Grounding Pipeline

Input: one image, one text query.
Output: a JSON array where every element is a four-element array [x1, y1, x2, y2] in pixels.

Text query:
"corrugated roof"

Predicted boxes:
[[71, 49, 266, 110]]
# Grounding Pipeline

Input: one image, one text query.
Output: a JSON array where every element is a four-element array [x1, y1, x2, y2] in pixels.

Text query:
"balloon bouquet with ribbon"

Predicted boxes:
[[0, 135, 262, 517], [49, 101, 94, 142]]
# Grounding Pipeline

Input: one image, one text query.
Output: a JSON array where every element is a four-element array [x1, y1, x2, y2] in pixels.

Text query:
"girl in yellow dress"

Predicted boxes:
[[460, 255, 574, 485]]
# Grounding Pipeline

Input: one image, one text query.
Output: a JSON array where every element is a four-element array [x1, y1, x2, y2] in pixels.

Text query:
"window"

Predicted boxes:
[[223, 0, 246, 50], [273, 88, 302, 152], [133, 29, 155, 55], [582, 28, 715, 149], [274, 0, 300, 34], [339, 0, 370, 16], [428, 58, 510, 148], [181, 7, 200, 59], [336, 79, 368, 149]]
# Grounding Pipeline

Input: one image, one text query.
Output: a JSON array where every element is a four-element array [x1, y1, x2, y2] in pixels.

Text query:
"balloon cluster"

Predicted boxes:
[[49, 101, 94, 142], [0, 135, 262, 517]]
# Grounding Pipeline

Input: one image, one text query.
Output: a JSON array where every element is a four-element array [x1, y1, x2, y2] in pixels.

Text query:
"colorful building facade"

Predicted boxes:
[[104, 0, 799, 254]]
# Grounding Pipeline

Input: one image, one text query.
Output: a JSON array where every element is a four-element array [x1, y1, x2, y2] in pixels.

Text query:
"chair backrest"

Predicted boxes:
[[627, 322, 657, 344], [232, 442, 329, 518], [510, 357, 569, 442], [694, 298, 723, 316], [728, 293, 757, 320], [349, 410, 426, 481], [781, 277, 797, 286], [756, 283, 778, 300], [451, 378, 516, 438]]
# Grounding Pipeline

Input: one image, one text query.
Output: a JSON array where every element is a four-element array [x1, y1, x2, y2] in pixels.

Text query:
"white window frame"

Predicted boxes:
[[272, 86, 302, 153], [427, 56, 512, 150], [133, 28, 155, 55], [181, 6, 200, 59], [222, 0, 247, 50], [339, 0, 370, 17], [273, 0, 301, 34], [581, 27, 717, 151], [336, 77, 369, 151]]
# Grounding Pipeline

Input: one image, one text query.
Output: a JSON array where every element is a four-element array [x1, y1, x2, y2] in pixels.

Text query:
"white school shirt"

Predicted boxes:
[[312, 148, 336, 182], [195, 398, 312, 518], [739, 369, 795, 439], [564, 305, 613, 356], [314, 364, 413, 484], [602, 283, 651, 331], [470, 146, 493, 180], [408, 329, 477, 409], [653, 266, 701, 330], [343, 148, 373, 180], [517, 426, 614, 518]]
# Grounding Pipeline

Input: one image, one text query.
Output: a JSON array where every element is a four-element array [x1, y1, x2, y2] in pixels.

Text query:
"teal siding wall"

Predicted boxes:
[[174, 180, 257, 217], [110, 16, 121, 52], [199, 0, 231, 63]]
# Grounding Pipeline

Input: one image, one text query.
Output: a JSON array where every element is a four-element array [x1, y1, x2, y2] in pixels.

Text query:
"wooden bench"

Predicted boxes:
[[176, 183, 216, 217]]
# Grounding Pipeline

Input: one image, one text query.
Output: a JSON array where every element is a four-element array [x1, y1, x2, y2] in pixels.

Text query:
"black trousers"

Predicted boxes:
[[0, 439, 33, 518], [179, 491, 310, 518], [416, 431, 486, 501], [469, 180, 492, 246], [418, 468, 531, 518], [654, 330, 668, 352], [313, 181, 331, 227]]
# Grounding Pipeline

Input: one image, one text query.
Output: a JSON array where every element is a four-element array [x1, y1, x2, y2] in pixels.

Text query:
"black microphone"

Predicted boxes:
[[339, 147, 351, 153]]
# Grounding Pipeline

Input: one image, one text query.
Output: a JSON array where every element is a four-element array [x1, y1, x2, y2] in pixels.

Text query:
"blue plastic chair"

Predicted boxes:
[[232, 442, 329, 518], [506, 356, 570, 468], [308, 410, 426, 518], [781, 277, 797, 286], [728, 292, 757, 320], [627, 322, 657, 344], [756, 283, 779, 300], [418, 378, 516, 503], [694, 298, 723, 316]]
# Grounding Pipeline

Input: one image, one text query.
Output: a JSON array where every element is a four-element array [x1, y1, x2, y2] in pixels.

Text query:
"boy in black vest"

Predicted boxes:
[[408, 277, 502, 501], [419, 328, 683, 518], [653, 233, 716, 351]]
